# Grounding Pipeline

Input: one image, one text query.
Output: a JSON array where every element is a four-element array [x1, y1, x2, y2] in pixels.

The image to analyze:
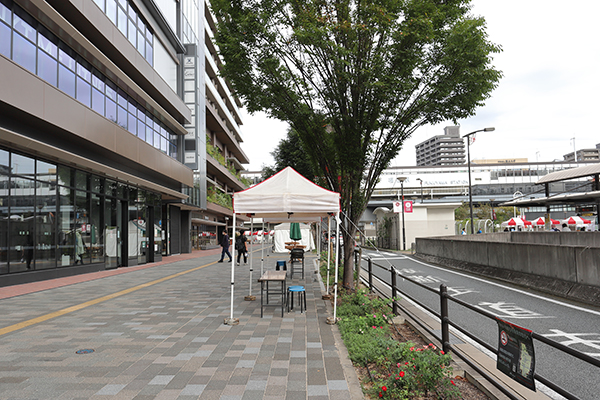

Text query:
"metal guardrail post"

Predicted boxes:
[[368, 258, 373, 292], [391, 267, 398, 315], [440, 284, 450, 354]]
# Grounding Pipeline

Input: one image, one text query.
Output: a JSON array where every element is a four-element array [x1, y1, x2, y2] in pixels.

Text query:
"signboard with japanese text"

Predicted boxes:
[[496, 318, 536, 391]]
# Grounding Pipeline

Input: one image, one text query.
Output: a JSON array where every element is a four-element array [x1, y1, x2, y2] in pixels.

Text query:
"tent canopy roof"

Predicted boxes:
[[233, 167, 340, 221]]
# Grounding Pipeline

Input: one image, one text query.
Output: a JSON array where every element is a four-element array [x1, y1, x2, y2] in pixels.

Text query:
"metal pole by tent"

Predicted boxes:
[[225, 213, 239, 325], [326, 215, 331, 294], [328, 211, 340, 324], [260, 221, 265, 276], [245, 219, 255, 301]]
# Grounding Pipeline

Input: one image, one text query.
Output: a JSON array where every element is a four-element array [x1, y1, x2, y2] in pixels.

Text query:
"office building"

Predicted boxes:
[[0, 0, 248, 285], [415, 126, 465, 166]]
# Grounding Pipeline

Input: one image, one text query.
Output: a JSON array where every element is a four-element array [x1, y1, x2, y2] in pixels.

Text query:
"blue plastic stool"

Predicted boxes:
[[276, 260, 287, 271], [287, 286, 306, 313]]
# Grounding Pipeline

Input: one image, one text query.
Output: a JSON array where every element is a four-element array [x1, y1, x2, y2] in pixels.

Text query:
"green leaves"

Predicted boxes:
[[211, 0, 501, 287]]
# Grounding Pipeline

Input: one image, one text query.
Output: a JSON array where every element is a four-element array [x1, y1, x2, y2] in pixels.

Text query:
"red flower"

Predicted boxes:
[[382, 386, 387, 391], [451, 380, 456, 386], [399, 371, 405, 377], [379, 392, 383, 397]]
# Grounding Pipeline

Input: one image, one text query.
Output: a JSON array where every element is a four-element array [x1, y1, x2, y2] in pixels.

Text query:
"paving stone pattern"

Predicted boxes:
[[0, 250, 359, 399]]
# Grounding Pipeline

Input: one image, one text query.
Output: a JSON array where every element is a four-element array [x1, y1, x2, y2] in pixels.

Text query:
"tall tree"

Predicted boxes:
[[211, 0, 502, 288]]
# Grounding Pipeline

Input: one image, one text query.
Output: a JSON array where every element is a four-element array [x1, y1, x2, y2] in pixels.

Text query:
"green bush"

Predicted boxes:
[[336, 289, 461, 399]]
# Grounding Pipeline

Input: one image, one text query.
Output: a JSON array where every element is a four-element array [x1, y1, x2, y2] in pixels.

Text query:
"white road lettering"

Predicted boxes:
[[478, 301, 552, 319], [542, 329, 600, 358]]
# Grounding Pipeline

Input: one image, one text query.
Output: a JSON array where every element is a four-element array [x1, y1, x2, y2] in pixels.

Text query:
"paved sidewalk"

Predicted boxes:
[[0, 247, 363, 399]]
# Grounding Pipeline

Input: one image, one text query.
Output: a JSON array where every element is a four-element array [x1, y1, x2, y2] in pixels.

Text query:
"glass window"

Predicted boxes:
[[90, 192, 103, 263], [105, 80, 117, 101], [11, 153, 35, 177], [36, 159, 56, 181], [127, 97, 136, 114], [12, 32, 36, 73], [106, 97, 117, 122], [0, 2, 10, 25], [117, 105, 127, 129], [154, 130, 160, 149], [91, 69, 104, 91], [117, 88, 127, 108], [0, 148, 8, 170], [137, 30, 144, 54], [137, 119, 145, 141], [127, 18, 136, 47], [145, 124, 153, 145], [35, 180, 57, 270], [145, 40, 152, 65], [106, 0, 116, 24], [9, 179, 36, 273], [58, 64, 76, 98], [58, 48, 75, 71], [117, 5, 126, 36], [0, 21, 10, 57], [75, 170, 88, 191], [38, 30, 57, 58], [128, 113, 136, 135], [104, 179, 116, 196], [12, 13, 35, 43], [76, 77, 91, 107], [93, 0, 104, 10], [57, 165, 72, 186], [92, 87, 105, 115], [57, 186, 74, 267], [137, 105, 144, 120], [77, 61, 91, 82], [128, 5, 136, 21], [37, 49, 57, 85], [91, 175, 102, 193]]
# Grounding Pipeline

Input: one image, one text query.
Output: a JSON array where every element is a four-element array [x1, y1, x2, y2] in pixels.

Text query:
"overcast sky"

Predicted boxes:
[[239, 1, 600, 171]]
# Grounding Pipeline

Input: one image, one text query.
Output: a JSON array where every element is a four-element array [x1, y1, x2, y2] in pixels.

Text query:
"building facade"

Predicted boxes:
[[0, 0, 249, 286], [415, 126, 465, 166]]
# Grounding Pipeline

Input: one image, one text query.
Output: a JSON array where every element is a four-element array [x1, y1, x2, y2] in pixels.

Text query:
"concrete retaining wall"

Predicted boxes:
[[415, 234, 600, 306]]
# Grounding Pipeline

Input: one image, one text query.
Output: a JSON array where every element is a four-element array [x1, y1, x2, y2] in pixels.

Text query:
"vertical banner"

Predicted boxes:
[[404, 200, 413, 213], [393, 201, 402, 213], [496, 318, 536, 391]]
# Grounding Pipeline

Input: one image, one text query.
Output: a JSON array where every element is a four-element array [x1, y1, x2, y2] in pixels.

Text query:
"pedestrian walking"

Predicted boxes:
[[218, 231, 232, 262], [235, 231, 248, 265]]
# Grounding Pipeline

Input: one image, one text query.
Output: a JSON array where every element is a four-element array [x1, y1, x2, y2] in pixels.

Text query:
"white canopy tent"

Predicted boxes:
[[229, 167, 341, 323], [272, 222, 315, 253]]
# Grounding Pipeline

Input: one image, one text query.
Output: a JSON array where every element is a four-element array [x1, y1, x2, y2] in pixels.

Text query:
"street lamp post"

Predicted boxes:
[[416, 178, 423, 203], [463, 127, 495, 234], [397, 177, 406, 251], [490, 198, 495, 232]]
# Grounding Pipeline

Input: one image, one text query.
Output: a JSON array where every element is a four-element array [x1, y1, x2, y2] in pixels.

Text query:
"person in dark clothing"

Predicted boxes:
[[218, 231, 232, 263], [235, 232, 248, 265]]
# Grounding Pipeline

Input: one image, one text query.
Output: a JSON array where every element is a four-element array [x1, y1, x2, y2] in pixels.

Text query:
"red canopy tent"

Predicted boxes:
[[564, 216, 592, 226], [532, 217, 560, 226]]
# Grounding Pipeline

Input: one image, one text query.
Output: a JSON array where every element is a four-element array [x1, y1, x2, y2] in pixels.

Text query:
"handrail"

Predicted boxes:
[[360, 255, 599, 400]]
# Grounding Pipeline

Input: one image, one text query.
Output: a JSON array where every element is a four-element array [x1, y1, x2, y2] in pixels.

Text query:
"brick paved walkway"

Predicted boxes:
[[0, 246, 363, 399]]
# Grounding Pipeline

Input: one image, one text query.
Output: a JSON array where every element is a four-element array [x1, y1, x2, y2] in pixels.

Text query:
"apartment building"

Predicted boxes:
[[415, 126, 466, 166], [0, 0, 249, 285]]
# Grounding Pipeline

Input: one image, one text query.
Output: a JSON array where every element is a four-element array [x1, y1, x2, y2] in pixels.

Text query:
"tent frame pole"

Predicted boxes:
[[261, 221, 265, 276], [333, 211, 340, 321], [327, 216, 331, 295], [226, 213, 239, 325], [249, 219, 253, 297]]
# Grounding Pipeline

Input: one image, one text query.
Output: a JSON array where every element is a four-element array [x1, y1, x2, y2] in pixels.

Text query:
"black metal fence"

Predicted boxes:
[[361, 255, 600, 400]]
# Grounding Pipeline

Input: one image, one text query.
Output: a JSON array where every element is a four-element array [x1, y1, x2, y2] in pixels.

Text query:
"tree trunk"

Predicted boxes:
[[341, 222, 357, 290]]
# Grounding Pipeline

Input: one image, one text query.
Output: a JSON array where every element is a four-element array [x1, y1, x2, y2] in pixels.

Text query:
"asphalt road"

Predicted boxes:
[[358, 250, 600, 400]]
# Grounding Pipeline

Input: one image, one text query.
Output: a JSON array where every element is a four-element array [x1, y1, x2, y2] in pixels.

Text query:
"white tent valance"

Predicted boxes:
[[234, 167, 340, 219]]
